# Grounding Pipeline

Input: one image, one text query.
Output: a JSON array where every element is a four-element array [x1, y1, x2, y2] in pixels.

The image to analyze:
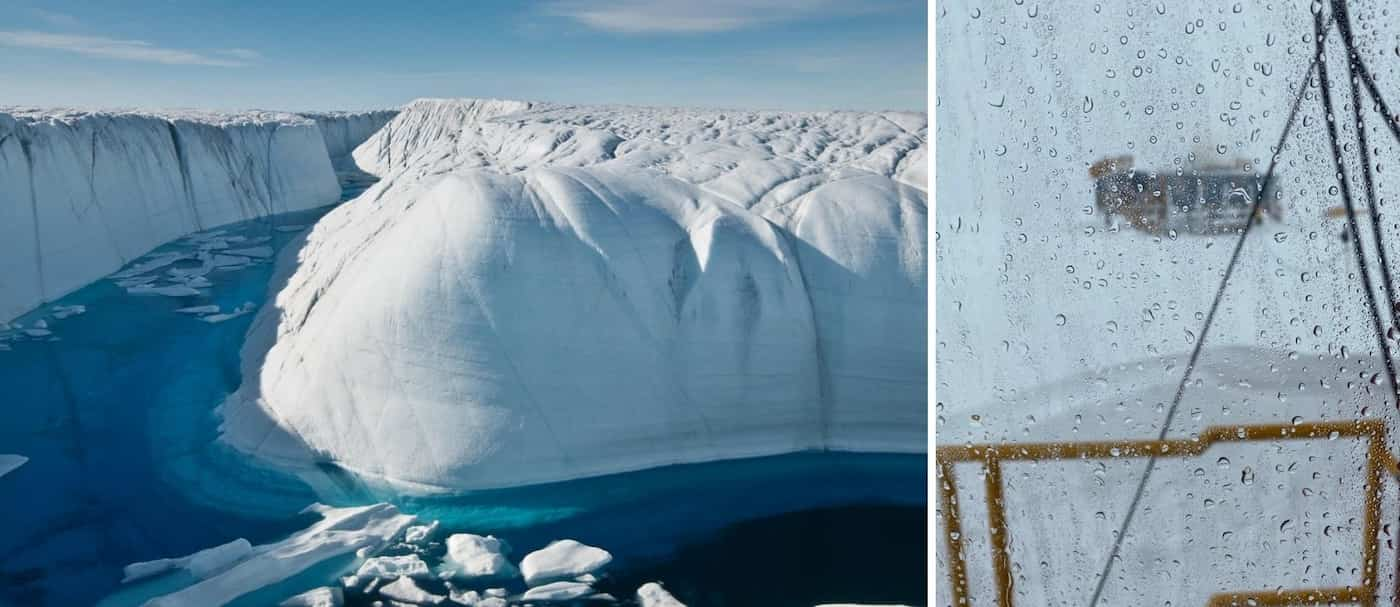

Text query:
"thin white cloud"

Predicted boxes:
[[0, 30, 249, 67], [219, 48, 262, 61], [30, 8, 80, 28], [545, 0, 894, 34]]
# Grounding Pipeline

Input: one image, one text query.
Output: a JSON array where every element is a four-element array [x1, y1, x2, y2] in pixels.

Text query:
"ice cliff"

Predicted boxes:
[[300, 110, 398, 165], [0, 108, 394, 321], [220, 98, 928, 491]]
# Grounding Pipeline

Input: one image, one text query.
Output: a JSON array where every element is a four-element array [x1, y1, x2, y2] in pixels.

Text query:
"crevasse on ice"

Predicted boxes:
[[220, 98, 929, 491], [0, 108, 395, 321]]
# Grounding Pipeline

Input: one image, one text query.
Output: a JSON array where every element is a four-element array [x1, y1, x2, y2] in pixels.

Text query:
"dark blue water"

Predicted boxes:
[[0, 173, 926, 607]]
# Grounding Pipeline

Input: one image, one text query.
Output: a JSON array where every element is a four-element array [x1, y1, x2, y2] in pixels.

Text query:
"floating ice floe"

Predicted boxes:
[[521, 581, 595, 602], [379, 577, 445, 605], [127, 285, 203, 297], [225, 245, 274, 259], [176, 305, 222, 315], [519, 540, 611, 586], [200, 302, 257, 324], [138, 503, 413, 607], [0, 454, 28, 478], [279, 587, 343, 607], [356, 554, 432, 580], [636, 583, 685, 607], [52, 305, 86, 319], [403, 520, 440, 545], [445, 586, 479, 605], [441, 534, 515, 580], [122, 537, 253, 583]]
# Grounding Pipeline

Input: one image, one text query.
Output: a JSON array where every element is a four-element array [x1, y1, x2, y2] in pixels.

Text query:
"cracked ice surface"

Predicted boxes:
[[220, 98, 927, 491]]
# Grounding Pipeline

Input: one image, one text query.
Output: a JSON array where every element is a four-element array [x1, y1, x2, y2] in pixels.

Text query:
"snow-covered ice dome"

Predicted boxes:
[[217, 98, 927, 491]]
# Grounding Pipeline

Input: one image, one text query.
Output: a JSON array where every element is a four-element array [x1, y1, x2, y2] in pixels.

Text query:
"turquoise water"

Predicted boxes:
[[0, 174, 926, 607]]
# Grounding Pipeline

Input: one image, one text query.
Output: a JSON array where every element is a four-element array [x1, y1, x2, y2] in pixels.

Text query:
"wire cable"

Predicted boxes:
[[1333, 0, 1400, 403]]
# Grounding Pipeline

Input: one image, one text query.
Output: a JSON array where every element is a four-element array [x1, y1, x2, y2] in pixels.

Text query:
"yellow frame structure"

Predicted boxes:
[[936, 419, 1400, 607]]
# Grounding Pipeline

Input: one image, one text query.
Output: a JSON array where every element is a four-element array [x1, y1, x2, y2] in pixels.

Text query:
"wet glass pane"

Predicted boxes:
[[938, 0, 1400, 604]]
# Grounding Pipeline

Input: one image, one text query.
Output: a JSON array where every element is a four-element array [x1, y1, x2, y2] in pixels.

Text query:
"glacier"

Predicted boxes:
[[0, 108, 395, 322], [218, 98, 928, 491], [298, 110, 397, 167]]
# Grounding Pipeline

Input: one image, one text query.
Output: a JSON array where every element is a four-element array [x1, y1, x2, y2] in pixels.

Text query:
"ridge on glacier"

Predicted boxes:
[[219, 97, 928, 491]]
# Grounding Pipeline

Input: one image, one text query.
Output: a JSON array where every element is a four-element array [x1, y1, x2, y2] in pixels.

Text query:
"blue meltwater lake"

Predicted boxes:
[[0, 174, 926, 607]]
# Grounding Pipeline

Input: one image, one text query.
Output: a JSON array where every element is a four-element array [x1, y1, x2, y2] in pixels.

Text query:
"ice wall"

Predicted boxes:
[[219, 98, 928, 491], [0, 108, 341, 321], [299, 110, 398, 164]]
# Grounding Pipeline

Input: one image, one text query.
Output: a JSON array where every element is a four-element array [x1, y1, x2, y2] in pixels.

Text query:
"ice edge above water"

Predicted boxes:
[[217, 97, 930, 492]]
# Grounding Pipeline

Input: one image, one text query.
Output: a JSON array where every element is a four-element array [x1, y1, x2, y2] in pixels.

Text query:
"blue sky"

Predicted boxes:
[[0, 1, 927, 112]]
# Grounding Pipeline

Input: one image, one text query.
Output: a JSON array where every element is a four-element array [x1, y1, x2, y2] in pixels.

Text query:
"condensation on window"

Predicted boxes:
[[937, 1, 1400, 604]]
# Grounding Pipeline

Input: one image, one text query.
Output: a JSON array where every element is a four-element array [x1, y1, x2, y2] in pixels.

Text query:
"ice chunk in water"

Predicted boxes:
[[378, 577, 444, 604], [225, 245, 274, 259], [519, 539, 611, 586], [441, 534, 515, 580], [356, 554, 431, 580], [279, 586, 343, 607], [637, 582, 686, 607], [127, 285, 203, 297], [403, 520, 440, 545], [0, 454, 28, 479], [122, 538, 253, 583], [138, 503, 413, 606], [521, 581, 594, 601]]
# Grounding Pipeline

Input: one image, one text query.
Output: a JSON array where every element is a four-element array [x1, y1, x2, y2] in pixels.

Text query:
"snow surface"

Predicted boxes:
[[0, 107, 394, 322], [518, 539, 612, 587], [220, 97, 927, 491]]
